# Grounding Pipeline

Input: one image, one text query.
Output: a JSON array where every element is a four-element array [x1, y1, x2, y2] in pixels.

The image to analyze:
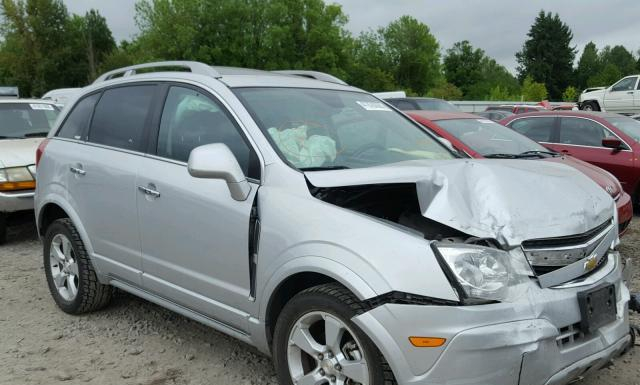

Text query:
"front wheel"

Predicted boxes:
[[582, 101, 600, 111], [273, 283, 396, 385], [43, 218, 114, 314]]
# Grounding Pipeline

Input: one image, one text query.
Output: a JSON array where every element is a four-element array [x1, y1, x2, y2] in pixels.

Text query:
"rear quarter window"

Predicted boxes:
[[509, 117, 555, 142], [57, 94, 100, 140]]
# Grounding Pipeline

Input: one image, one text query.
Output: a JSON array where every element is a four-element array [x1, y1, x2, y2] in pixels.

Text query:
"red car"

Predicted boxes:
[[408, 111, 633, 235], [500, 111, 640, 205]]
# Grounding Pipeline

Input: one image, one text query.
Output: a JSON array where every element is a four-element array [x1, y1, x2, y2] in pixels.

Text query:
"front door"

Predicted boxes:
[[137, 85, 262, 332], [604, 76, 638, 113]]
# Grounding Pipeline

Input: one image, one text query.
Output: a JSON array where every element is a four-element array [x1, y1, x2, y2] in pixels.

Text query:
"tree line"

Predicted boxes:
[[1, 0, 639, 101]]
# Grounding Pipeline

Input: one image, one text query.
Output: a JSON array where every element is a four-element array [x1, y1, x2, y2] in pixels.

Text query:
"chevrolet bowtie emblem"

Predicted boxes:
[[584, 256, 598, 272]]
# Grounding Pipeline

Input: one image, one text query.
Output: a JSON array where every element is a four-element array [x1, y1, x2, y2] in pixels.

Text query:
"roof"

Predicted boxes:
[[507, 110, 624, 119], [406, 110, 480, 121], [0, 98, 58, 105]]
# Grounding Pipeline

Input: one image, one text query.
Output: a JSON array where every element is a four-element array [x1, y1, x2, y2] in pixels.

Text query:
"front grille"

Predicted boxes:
[[522, 218, 615, 287], [522, 220, 611, 249]]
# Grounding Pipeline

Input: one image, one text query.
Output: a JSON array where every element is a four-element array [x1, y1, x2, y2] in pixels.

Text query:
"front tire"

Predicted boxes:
[[582, 101, 600, 111], [43, 218, 114, 314], [273, 283, 396, 385]]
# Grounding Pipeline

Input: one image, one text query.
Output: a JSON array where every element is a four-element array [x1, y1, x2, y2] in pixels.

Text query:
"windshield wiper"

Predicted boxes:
[[484, 153, 519, 159], [22, 132, 50, 138], [518, 150, 559, 158], [300, 166, 351, 171]]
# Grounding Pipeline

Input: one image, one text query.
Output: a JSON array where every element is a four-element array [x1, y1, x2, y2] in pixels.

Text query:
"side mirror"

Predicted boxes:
[[187, 143, 251, 201], [602, 137, 623, 151]]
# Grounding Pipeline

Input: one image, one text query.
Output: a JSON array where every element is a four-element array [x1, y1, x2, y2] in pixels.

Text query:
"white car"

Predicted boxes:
[[41, 88, 81, 107], [579, 75, 640, 114], [0, 99, 60, 243]]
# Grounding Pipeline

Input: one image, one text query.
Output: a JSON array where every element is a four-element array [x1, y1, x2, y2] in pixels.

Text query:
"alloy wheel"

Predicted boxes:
[[49, 233, 79, 301]]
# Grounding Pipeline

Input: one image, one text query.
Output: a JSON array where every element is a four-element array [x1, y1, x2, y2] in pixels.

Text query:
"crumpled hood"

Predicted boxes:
[[0, 138, 43, 168], [305, 159, 614, 246]]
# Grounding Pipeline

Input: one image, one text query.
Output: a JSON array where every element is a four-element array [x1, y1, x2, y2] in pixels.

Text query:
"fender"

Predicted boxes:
[[36, 193, 107, 282]]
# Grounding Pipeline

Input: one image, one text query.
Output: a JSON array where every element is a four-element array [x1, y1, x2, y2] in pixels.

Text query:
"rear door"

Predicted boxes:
[[136, 84, 261, 331], [604, 76, 638, 112], [67, 84, 159, 285], [554, 117, 634, 190]]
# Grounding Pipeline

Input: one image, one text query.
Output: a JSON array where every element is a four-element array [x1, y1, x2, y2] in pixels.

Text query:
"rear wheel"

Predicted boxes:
[[0, 213, 6, 244], [273, 283, 396, 385], [582, 101, 600, 111], [44, 218, 114, 314]]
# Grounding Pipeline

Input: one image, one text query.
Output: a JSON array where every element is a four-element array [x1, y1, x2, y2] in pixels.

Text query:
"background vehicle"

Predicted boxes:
[[0, 99, 60, 243], [475, 110, 514, 121], [0, 86, 19, 98], [579, 75, 640, 114], [501, 111, 640, 205], [35, 62, 631, 385], [41, 88, 81, 106], [486, 104, 547, 114], [409, 110, 633, 234], [632, 114, 640, 121], [383, 96, 460, 112]]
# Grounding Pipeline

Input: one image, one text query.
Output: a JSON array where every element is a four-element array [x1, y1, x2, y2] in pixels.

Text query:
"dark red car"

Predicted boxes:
[[408, 110, 633, 234], [500, 111, 640, 205]]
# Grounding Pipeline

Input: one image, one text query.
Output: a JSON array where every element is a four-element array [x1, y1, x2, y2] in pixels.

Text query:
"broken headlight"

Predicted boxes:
[[435, 244, 532, 302]]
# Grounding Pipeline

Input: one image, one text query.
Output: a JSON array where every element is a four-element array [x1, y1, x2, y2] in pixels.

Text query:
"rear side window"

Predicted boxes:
[[57, 94, 99, 140], [88, 85, 155, 151], [559, 118, 609, 147], [387, 99, 417, 111], [157, 86, 260, 179], [509, 117, 555, 142]]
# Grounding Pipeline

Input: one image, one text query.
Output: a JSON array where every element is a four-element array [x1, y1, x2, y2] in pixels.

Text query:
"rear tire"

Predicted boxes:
[[0, 213, 6, 245], [43, 218, 114, 314], [273, 283, 396, 385], [582, 101, 600, 111]]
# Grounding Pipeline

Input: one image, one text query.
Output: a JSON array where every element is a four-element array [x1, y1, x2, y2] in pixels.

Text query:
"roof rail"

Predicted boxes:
[[273, 70, 348, 86], [93, 61, 221, 84]]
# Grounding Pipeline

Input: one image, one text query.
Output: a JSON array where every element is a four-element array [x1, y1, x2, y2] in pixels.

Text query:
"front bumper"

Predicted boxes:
[[0, 190, 35, 214], [354, 251, 632, 385]]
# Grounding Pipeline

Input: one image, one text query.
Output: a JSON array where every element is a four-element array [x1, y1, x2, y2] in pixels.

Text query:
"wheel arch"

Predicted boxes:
[[582, 99, 601, 111]]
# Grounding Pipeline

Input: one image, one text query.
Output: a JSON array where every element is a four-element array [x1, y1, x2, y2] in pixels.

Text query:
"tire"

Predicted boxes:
[[0, 213, 6, 245], [43, 218, 114, 314], [273, 283, 396, 385], [582, 101, 600, 111]]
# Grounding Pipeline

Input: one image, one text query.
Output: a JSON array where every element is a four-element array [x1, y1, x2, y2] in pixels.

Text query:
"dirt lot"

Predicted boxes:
[[1, 216, 639, 385]]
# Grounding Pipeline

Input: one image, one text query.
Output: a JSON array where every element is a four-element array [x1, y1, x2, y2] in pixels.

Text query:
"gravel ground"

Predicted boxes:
[[1, 215, 639, 385]]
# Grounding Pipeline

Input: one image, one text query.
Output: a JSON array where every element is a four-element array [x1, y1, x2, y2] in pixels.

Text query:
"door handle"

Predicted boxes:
[[627, 91, 634, 95], [69, 166, 86, 176], [138, 185, 161, 198]]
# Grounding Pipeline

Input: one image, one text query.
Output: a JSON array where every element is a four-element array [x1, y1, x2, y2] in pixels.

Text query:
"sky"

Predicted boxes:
[[62, 0, 640, 74]]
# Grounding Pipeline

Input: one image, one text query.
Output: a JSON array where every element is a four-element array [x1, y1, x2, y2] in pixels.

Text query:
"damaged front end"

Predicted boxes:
[[305, 159, 632, 385]]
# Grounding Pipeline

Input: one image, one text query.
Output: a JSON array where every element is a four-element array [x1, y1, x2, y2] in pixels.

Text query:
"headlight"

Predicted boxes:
[[435, 244, 532, 302], [0, 166, 36, 191]]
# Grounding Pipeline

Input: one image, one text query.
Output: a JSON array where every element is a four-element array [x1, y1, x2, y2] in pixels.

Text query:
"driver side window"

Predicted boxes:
[[156, 86, 260, 179], [612, 77, 638, 92]]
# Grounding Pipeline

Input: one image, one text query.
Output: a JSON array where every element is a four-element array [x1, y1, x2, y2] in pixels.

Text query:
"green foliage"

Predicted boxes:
[[575, 42, 600, 90], [488, 85, 516, 101], [562, 86, 578, 102], [588, 63, 623, 87], [516, 10, 576, 100], [521, 76, 548, 101], [428, 82, 462, 100]]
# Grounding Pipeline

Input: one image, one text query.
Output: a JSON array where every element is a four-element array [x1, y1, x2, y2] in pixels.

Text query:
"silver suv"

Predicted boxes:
[[35, 62, 633, 385]]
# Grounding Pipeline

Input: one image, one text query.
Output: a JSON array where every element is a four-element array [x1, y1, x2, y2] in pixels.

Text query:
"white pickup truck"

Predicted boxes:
[[579, 75, 640, 114]]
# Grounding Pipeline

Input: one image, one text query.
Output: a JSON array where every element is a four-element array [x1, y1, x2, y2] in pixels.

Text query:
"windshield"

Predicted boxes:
[[0, 103, 59, 139], [415, 99, 459, 112], [234, 88, 454, 170], [605, 116, 640, 143], [435, 118, 549, 156]]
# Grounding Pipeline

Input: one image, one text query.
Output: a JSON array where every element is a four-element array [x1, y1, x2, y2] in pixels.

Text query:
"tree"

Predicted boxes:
[[381, 16, 441, 95], [428, 82, 462, 100], [599, 45, 636, 76], [443, 40, 483, 97], [588, 63, 622, 87], [575, 42, 601, 90], [562, 86, 578, 102], [516, 10, 576, 100], [82, 10, 116, 80], [521, 76, 548, 101]]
